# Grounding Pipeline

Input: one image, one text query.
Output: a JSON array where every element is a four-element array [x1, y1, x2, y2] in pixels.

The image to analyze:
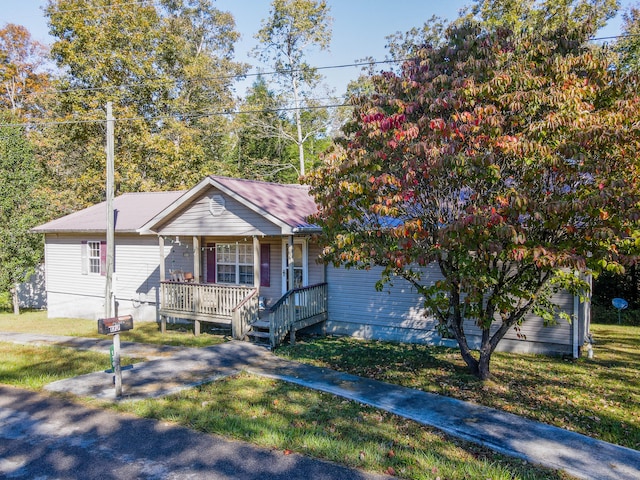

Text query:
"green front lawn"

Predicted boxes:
[[1, 311, 636, 478], [277, 323, 640, 451], [0, 310, 226, 347], [115, 372, 567, 480], [0, 342, 120, 389]]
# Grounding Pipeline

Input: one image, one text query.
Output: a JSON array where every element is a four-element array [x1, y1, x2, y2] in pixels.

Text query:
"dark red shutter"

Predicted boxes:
[[206, 243, 216, 283], [260, 244, 270, 287]]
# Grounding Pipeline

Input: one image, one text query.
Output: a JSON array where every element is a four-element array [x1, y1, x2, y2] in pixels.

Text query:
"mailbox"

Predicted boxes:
[[98, 315, 134, 335]]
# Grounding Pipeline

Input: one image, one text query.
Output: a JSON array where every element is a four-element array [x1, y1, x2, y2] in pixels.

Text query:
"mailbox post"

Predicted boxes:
[[98, 315, 133, 397]]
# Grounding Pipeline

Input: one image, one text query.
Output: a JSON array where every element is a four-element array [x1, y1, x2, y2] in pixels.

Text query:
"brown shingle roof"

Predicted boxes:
[[31, 191, 185, 233]]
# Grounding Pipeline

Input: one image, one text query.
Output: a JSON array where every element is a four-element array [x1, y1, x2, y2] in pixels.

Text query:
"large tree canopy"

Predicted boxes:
[[253, 0, 332, 177], [0, 23, 50, 117], [0, 115, 48, 295], [307, 1, 640, 379], [42, 0, 246, 207]]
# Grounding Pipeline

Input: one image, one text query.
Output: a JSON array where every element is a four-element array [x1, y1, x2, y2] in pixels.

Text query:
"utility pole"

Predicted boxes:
[[105, 102, 121, 397]]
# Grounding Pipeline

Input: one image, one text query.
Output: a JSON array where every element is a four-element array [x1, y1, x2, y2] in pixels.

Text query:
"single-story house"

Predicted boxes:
[[32, 175, 590, 356]]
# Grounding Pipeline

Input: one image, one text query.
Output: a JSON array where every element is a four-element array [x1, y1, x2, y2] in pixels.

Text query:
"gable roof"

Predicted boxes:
[[138, 175, 320, 235], [212, 176, 319, 230], [31, 191, 186, 234]]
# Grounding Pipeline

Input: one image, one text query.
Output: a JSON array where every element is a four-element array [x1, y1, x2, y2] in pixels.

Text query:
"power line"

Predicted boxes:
[[0, 101, 351, 129], [11, 30, 639, 100], [15, 58, 401, 99], [591, 33, 640, 41]]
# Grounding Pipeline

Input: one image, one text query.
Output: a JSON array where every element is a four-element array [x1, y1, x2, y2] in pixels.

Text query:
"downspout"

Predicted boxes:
[[573, 288, 580, 359], [158, 235, 166, 333]]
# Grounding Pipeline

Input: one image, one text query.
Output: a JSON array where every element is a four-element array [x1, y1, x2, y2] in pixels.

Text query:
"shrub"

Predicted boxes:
[[0, 291, 12, 311], [591, 303, 640, 326]]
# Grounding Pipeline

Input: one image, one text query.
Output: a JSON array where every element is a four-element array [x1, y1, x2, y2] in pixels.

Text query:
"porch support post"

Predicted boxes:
[[288, 235, 295, 345], [159, 235, 166, 334], [193, 236, 201, 283], [287, 236, 295, 291], [193, 236, 202, 335], [253, 236, 260, 292]]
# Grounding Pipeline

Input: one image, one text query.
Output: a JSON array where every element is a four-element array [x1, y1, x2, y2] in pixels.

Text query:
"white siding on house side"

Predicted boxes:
[[44, 233, 173, 321], [307, 241, 325, 287], [326, 264, 577, 355]]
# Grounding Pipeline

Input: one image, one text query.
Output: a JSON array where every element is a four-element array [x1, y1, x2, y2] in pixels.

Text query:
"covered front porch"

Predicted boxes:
[[139, 175, 329, 347]]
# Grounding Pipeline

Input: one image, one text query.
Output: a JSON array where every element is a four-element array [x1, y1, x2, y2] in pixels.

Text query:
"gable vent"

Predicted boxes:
[[209, 194, 226, 216]]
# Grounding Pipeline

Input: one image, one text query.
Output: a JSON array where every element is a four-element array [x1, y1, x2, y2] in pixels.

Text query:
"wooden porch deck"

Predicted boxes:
[[159, 282, 328, 347]]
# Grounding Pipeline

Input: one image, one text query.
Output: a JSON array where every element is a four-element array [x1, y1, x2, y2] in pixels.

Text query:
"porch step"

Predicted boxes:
[[247, 316, 271, 345], [252, 319, 270, 330], [247, 329, 270, 345], [248, 330, 270, 340]]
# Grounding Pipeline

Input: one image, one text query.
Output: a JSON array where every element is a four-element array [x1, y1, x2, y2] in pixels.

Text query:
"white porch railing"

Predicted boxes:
[[231, 288, 259, 340], [160, 282, 257, 334], [269, 283, 328, 348]]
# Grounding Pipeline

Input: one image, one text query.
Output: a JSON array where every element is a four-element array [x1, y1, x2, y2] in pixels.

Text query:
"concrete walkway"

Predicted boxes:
[[2, 332, 640, 480]]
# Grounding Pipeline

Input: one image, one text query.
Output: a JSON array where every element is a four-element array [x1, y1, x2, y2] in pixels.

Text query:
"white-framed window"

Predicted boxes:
[[216, 243, 254, 285], [81, 240, 105, 276], [88, 241, 101, 274]]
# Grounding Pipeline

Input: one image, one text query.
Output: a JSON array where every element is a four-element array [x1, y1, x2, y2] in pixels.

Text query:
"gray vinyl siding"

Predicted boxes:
[[156, 187, 282, 236], [326, 264, 577, 355], [307, 241, 325, 286], [44, 233, 171, 321], [164, 238, 195, 277], [326, 264, 443, 343]]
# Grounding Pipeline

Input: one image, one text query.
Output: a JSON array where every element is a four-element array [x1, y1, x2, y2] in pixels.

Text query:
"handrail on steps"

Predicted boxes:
[[231, 288, 259, 340], [268, 282, 328, 349]]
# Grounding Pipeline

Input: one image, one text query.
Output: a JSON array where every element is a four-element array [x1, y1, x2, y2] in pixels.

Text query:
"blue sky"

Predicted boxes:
[[1, 0, 635, 95]]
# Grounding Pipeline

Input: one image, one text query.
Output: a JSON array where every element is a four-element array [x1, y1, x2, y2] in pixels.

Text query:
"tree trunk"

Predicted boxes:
[[11, 285, 19, 315], [459, 345, 480, 377], [453, 323, 498, 380], [477, 350, 492, 380], [452, 323, 480, 376]]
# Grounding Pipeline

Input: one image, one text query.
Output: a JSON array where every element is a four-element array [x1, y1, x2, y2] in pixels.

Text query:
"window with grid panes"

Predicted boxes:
[[216, 243, 254, 285], [88, 241, 101, 274]]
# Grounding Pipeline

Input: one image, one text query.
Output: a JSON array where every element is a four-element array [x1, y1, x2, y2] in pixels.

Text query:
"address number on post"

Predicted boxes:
[[98, 315, 134, 335]]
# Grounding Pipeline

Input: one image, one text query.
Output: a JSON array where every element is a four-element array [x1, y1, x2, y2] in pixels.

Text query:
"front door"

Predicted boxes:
[[282, 239, 307, 294]]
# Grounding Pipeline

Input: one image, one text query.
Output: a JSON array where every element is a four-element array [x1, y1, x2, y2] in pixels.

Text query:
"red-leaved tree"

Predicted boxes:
[[307, 13, 640, 379]]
